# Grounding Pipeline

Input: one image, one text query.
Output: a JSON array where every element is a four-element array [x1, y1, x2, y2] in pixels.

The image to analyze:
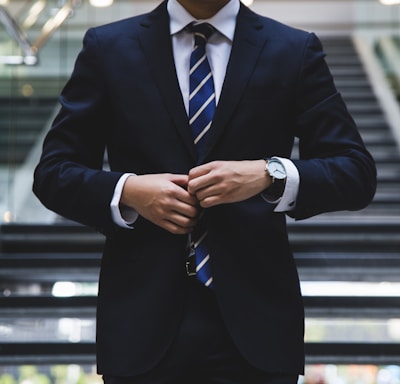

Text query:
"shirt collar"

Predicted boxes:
[[167, 0, 240, 41]]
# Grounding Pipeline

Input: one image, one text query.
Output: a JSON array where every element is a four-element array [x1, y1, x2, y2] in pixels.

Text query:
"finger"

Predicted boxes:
[[170, 212, 198, 228], [188, 163, 211, 180], [162, 174, 198, 205], [194, 181, 220, 200], [187, 172, 216, 195], [162, 215, 197, 234], [173, 200, 200, 219], [162, 221, 193, 235], [199, 194, 222, 208], [174, 186, 200, 206], [169, 174, 190, 188]]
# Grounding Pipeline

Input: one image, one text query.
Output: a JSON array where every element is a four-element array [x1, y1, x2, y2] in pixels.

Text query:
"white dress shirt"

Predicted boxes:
[[110, 0, 299, 228]]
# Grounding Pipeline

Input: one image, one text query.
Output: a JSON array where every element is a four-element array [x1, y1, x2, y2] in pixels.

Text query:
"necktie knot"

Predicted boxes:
[[190, 23, 215, 46]]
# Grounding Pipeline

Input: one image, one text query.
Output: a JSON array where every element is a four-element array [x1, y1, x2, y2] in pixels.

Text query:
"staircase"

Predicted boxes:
[[321, 37, 400, 218], [0, 78, 64, 165], [0, 97, 57, 164], [1, 37, 400, 368], [291, 37, 400, 364], [291, 37, 400, 282]]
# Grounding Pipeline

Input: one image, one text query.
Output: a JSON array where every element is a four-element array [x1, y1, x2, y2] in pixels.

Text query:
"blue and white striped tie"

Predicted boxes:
[[188, 23, 215, 288]]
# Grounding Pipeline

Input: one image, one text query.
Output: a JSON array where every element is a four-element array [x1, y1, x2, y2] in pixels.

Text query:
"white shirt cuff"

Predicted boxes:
[[110, 173, 138, 228], [273, 157, 299, 212]]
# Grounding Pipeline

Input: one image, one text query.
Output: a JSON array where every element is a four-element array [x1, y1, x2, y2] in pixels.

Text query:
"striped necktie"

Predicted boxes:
[[188, 23, 215, 288]]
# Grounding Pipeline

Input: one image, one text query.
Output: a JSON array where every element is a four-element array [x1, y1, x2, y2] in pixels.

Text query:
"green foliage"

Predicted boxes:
[[0, 373, 17, 384]]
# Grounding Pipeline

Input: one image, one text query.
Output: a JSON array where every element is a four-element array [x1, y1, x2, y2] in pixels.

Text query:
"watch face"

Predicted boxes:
[[268, 160, 286, 179]]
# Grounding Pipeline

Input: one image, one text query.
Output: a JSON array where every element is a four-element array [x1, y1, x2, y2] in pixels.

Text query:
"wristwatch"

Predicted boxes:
[[264, 158, 287, 199]]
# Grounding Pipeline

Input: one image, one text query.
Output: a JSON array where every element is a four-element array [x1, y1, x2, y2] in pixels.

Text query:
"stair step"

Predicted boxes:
[[296, 251, 400, 282], [334, 78, 372, 88], [0, 224, 104, 253], [367, 146, 400, 161], [340, 91, 376, 101], [288, 220, 400, 252], [354, 115, 390, 128], [330, 68, 368, 77], [361, 135, 396, 146], [347, 104, 385, 114], [326, 58, 364, 67]]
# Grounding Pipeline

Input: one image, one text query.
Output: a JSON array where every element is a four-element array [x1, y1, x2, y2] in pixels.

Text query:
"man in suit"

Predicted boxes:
[[33, 0, 377, 383]]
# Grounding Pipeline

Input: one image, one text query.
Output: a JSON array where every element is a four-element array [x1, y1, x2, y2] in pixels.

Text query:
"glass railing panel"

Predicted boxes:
[[0, 316, 96, 343], [302, 365, 400, 384], [3, 315, 400, 345], [0, 365, 102, 384], [1, 364, 400, 383], [0, 280, 99, 297], [305, 318, 400, 343]]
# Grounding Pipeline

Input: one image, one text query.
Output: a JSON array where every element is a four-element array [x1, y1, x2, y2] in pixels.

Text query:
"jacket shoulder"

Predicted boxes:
[[241, 4, 313, 43], [89, 14, 146, 39], [88, 1, 166, 40]]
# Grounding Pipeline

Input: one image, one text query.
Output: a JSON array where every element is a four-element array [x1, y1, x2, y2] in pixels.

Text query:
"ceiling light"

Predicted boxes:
[[89, 0, 113, 7], [379, 0, 400, 4]]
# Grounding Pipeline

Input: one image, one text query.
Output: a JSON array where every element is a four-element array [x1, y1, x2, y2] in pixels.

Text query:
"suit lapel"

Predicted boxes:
[[138, 2, 197, 161], [137, 3, 268, 164], [200, 5, 267, 163]]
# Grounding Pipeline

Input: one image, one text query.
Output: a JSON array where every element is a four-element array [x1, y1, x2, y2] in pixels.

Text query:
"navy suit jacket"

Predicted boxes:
[[33, 1, 376, 376]]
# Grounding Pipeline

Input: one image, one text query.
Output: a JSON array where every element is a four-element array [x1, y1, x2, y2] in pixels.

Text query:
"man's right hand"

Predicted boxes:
[[120, 174, 200, 234]]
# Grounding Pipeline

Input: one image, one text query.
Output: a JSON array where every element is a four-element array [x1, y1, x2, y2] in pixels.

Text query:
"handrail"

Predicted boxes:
[[353, 35, 400, 151], [375, 36, 400, 98], [0, 0, 79, 66], [0, 5, 37, 65], [32, 0, 77, 53]]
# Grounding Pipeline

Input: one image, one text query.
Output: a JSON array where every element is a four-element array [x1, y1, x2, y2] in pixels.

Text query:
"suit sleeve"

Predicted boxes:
[[289, 33, 377, 220], [33, 28, 124, 232]]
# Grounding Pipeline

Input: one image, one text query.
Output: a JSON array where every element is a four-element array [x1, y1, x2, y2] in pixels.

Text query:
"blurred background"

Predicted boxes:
[[1, 0, 400, 383]]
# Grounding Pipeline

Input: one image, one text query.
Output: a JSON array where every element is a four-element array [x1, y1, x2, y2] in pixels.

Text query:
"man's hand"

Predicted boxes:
[[188, 160, 271, 208], [121, 174, 200, 234]]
